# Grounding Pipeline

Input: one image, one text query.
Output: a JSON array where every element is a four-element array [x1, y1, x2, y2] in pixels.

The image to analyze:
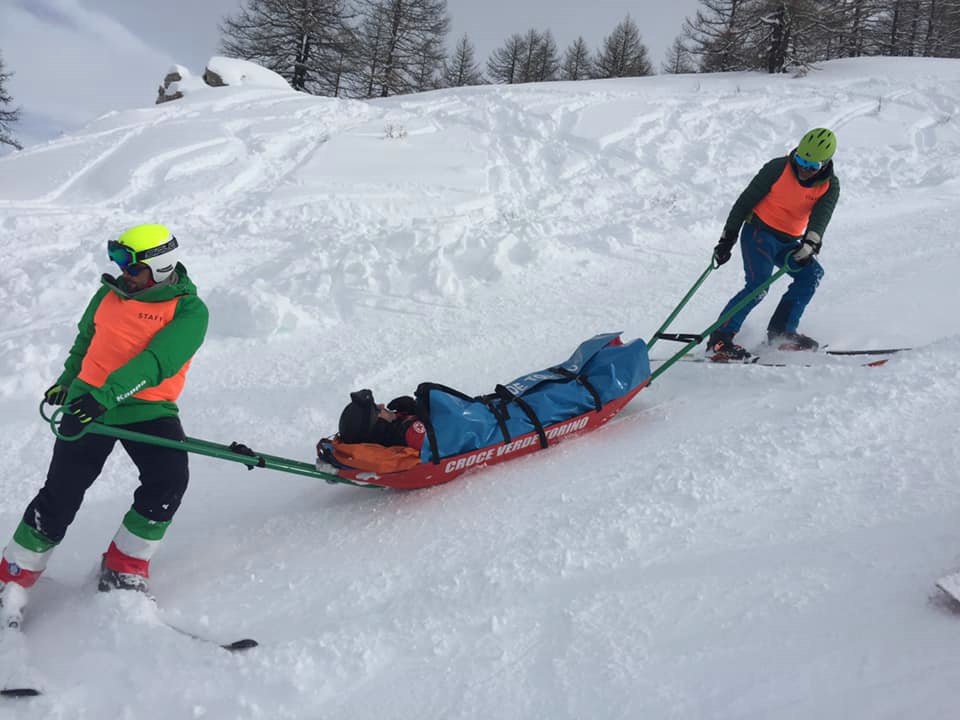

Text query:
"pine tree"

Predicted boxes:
[[354, 0, 450, 97], [661, 36, 698, 73], [749, 0, 832, 73], [827, 0, 884, 58], [561, 37, 594, 80], [219, 0, 356, 96], [593, 15, 654, 78], [0, 51, 21, 151], [533, 30, 561, 82], [443, 34, 484, 86], [486, 33, 527, 84], [927, 0, 960, 56], [682, 0, 756, 72]]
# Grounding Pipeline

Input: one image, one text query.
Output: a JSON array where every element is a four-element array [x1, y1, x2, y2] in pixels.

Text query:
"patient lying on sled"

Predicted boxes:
[[318, 389, 427, 473], [337, 389, 426, 449]]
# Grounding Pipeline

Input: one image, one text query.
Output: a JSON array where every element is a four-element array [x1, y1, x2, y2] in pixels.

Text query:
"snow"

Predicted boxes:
[[1, 56, 960, 717], [205, 56, 292, 91]]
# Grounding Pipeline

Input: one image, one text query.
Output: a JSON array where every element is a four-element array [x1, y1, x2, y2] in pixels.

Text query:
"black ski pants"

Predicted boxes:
[[23, 414, 189, 544]]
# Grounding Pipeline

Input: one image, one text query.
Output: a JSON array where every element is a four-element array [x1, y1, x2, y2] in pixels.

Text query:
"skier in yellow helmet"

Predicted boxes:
[[708, 128, 840, 361], [0, 224, 208, 629]]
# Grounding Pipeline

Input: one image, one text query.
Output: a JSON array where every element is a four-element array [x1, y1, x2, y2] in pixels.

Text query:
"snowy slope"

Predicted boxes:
[[1, 56, 960, 718]]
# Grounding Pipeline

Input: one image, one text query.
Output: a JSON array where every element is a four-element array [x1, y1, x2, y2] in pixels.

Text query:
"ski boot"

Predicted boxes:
[[768, 331, 819, 352], [706, 332, 752, 362], [98, 557, 149, 594]]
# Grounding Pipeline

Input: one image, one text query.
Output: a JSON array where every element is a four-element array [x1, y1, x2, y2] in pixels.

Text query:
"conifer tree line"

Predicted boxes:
[[671, 0, 960, 75], [217, 0, 656, 97], [217, 0, 959, 100]]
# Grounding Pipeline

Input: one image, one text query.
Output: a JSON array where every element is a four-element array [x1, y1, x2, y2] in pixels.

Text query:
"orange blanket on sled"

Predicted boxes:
[[330, 440, 422, 474]]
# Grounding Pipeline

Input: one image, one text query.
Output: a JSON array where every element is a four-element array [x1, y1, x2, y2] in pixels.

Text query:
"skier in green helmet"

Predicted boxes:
[[708, 128, 840, 361], [0, 224, 208, 629]]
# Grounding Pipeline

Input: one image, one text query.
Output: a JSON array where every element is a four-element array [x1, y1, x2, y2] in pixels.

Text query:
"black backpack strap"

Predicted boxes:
[[548, 366, 602, 412]]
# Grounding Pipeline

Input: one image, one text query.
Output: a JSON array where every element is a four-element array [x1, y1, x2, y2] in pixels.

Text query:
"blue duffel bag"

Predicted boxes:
[[415, 333, 650, 463]]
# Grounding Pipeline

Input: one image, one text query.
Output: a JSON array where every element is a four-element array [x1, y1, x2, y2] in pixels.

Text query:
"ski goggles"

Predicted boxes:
[[794, 154, 823, 171], [107, 236, 178, 269]]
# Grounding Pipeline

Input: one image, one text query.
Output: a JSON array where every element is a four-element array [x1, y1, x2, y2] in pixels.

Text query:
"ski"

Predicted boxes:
[[653, 355, 890, 368], [0, 626, 43, 698], [652, 344, 908, 368], [936, 571, 960, 605], [160, 619, 258, 652], [823, 347, 911, 356]]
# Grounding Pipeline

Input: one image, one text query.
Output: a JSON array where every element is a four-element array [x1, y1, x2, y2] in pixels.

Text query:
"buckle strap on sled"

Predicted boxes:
[[654, 332, 704, 344], [494, 385, 548, 450], [548, 366, 602, 412], [229, 441, 266, 469]]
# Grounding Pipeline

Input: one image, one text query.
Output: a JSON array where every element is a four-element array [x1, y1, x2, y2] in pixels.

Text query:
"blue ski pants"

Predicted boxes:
[[715, 221, 824, 337]]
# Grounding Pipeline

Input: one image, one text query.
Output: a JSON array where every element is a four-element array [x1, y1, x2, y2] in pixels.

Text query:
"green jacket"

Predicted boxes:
[[723, 154, 841, 242], [56, 263, 208, 426]]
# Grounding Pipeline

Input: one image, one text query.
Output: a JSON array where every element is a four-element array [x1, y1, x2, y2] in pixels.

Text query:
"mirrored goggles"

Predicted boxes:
[[107, 236, 178, 269], [794, 154, 823, 171]]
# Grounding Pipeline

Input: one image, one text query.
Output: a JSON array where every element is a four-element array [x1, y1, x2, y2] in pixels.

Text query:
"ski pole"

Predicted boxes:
[[646, 262, 793, 385], [646, 254, 718, 350], [41, 404, 378, 488]]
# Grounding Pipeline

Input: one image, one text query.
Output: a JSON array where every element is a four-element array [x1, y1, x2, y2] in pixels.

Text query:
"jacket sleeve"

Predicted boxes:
[[722, 158, 786, 240], [90, 295, 209, 408], [806, 175, 840, 238], [56, 286, 110, 387]]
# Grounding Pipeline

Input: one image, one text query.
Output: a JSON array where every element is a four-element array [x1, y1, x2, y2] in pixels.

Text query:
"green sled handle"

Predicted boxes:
[[40, 402, 376, 488]]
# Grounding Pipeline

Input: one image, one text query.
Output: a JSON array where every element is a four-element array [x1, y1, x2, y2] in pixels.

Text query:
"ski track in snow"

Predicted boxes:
[[1, 57, 960, 718]]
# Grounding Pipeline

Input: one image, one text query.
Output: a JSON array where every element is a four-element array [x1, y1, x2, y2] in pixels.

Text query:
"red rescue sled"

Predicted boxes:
[[316, 379, 649, 490]]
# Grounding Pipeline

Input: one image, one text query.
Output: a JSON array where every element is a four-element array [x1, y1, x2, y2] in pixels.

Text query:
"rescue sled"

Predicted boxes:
[[317, 381, 648, 490], [316, 333, 651, 490]]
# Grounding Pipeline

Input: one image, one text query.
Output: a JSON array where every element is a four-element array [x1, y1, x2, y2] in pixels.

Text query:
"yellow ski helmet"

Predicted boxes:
[[108, 224, 180, 282]]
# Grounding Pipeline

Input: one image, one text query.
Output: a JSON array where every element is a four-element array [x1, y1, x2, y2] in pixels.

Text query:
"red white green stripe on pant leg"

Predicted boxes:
[[103, 508, 171, 577], [0, 522, 57, 588]]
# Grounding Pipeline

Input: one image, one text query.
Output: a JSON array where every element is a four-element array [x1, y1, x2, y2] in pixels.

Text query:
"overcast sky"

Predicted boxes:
[[1, 0, 700, 147]]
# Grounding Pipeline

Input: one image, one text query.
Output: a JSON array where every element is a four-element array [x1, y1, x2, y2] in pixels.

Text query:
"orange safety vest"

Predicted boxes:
[[753, 162, 829, 237], [78, 293, 191, 402]]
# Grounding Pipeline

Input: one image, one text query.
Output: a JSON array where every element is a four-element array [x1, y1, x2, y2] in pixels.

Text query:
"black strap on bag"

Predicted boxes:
[[495, 385, 548, 450], [548, 366, 602, 412], [478, 395, 512, 444], [414, 383, 441, 464]]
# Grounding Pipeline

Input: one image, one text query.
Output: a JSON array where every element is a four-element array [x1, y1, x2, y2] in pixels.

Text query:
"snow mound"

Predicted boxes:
[[205, 56, 291, 90]]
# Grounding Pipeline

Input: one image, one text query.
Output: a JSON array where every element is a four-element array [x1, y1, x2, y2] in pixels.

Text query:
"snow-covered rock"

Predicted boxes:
[[156, 56, 290, 104]]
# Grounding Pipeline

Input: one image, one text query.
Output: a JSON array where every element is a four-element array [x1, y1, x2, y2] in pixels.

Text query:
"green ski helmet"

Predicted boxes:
[[108, 224, 180, 282], [796, 127, 837, 164]]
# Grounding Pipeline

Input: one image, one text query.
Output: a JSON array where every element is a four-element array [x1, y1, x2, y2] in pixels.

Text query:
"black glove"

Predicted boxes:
[[387, 395, 417, 416], [68, 393, 107, 424], [713, 235, 736, 266], [792, 231, 822, 267], [43, 383, 69, 406]]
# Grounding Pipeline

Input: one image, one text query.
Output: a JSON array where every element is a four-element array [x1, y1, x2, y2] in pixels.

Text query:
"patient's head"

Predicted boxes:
[[338, 389, 405, 445]]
